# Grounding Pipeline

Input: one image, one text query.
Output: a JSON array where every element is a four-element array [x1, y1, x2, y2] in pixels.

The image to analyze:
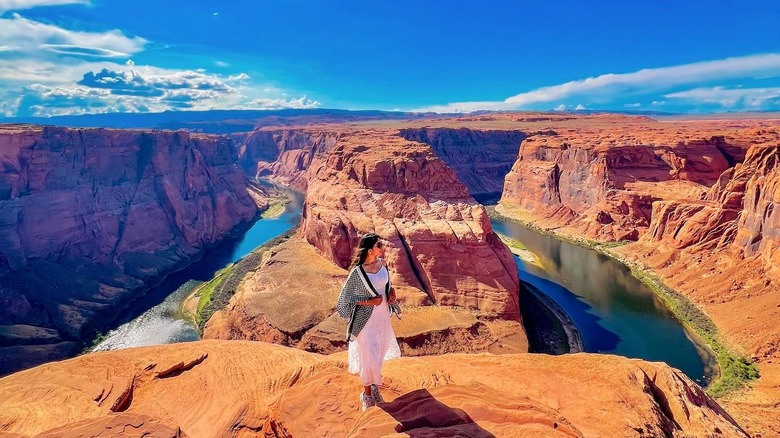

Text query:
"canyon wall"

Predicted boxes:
[[232, 129, 338, 191], [494, 118, 780, 436], [206, 128, 527, 354], [500, 130, 742, 241], [0, 125, 257, 374], [300, 131, 521, 319], [399, 128, 526, 199]]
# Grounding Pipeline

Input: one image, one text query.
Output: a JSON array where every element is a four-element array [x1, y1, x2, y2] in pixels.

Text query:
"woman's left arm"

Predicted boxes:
[[381, 258, 397, 304]]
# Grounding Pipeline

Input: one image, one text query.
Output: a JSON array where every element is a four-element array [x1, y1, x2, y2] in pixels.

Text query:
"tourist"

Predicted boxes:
[[336, 233, 402, 411]]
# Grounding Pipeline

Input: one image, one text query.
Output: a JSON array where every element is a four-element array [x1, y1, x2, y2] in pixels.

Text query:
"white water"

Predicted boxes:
[[91, 280, 201, 351]]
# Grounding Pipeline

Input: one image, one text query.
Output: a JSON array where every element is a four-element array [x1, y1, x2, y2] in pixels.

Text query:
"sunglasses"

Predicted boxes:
[[374, 241, 383, 249]]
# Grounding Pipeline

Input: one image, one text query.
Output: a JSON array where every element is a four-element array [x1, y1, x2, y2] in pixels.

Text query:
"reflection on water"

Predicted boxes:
[[492, 218, 712, 385], [92, 192, 303, 352], [92, 280, 201, 351]]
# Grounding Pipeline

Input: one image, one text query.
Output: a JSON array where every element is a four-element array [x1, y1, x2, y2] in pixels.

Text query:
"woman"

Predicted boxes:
[[336, 233, 401, 411]]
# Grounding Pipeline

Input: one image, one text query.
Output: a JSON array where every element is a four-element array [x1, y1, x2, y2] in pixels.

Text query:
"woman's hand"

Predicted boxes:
[[388, 287, 397, 304]]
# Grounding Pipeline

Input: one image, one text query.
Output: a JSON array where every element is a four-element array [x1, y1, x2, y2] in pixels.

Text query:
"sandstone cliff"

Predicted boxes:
[[232, 129, 338, 191], [499, 128, 742, 241], [301, 132, 521, 319], [488, 115, 780, 436], [0, 340, 748, 437], [399, 128, 526, 200], [0, 125, 258, 375], [207, 127, 527, 355]]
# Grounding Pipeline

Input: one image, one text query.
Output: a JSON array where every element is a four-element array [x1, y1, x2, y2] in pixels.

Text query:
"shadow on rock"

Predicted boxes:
[[379, 389, 495, 437]]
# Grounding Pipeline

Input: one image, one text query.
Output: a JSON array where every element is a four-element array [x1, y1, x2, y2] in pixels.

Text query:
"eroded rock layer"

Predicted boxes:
[[233, 129, 338, 191], [204, 237, 527, 356], [209, 126, 527, 353], [300, 131, 522, 319], [0, 340, 748, 437], [488, 114, 780, 436], [399, 127, 526, 199], [0, 125, 257, 374]]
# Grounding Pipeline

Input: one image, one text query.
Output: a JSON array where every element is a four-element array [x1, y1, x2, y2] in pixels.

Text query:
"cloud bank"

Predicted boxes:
[[0, 4, 320, 117], [416, 54, 780, 113]]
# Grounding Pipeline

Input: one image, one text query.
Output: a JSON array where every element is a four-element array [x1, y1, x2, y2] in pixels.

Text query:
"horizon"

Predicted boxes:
[[1, 0, 779, 117]]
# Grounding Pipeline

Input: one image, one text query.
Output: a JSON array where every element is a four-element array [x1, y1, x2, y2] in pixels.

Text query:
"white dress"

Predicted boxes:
[[347, 265, 401, 386]]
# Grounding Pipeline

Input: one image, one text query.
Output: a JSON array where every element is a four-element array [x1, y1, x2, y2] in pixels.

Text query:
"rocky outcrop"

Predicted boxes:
[[500, 129, 739, 241], [206, 128, 527, 353], [631, 135, 780, 269], [492, 115, 780, 436], [301, 131, 522, 320], [0, 340, 747, 437], [233, 129, 338, 191], [730, 143, 780, 267], [204, 237, 527, 356], [0, 125, 257, 375], [399, 128, 526, 200]]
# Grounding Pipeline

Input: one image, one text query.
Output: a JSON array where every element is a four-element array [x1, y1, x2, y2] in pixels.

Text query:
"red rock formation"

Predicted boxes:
[[301, 131, 521, 320], [204, 237, 527, 356], [0, 341, 747, 437], [730, 144, 780, 267], [233, 129, 338, 191], [500, 129, 739, 241], [399, 128, 526, 199], [0, 125, 257, 375], [207, 127, 527, 353], [491, 115, 780, 436]]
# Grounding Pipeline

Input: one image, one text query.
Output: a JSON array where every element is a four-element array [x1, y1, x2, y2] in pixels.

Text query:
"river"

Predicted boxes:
[[491, 218, 714, 385], [89, 193, 712, 386], [91, 193, 303, 352]]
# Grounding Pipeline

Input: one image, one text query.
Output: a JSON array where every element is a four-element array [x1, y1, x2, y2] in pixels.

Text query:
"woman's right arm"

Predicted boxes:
[[356, 296, 383, 306]]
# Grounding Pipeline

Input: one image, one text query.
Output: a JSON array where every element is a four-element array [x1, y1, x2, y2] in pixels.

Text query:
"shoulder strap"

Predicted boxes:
[[356, 265, 381, 297]]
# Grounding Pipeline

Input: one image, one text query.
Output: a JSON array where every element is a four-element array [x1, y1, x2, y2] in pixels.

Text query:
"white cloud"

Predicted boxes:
[[244, 96, 321, 110], [0, 0, 88, 14], [416, 53, 780, 113], [554, 104, 566, 111], [0, 4, 321, 116], [0, 13, 146, 58], [665, 86, 780, 107], [575, 104, 586, 110], [624, 103, 641, 108], [76, 67, 246, 95], [227, 73, 250, 82]]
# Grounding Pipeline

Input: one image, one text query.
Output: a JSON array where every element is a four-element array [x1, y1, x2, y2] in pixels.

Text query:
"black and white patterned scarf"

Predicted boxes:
[[336, 264, 402, 341]]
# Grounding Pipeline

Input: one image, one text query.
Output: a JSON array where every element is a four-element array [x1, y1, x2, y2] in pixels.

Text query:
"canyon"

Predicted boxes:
[[0, 112, 778, 436], [0, 125, 259, 374], [205, 127, 528, 356]]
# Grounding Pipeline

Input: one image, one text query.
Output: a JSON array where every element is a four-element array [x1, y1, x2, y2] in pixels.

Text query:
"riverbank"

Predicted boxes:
[[496, 232, 582, 354], [520, 280, 584, 354], [488, 204, 755, 398], [182, 227, 299, 332]]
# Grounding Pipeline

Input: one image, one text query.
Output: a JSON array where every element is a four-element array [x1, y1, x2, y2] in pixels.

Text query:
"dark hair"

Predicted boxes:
[[349, 233, 381, 268]]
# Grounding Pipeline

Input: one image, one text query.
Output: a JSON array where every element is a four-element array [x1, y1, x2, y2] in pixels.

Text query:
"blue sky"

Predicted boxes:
[[1, 0, 779, 116]]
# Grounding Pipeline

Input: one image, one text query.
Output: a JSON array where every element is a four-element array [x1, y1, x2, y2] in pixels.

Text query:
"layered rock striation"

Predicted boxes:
[[232, 129, 338, 191], [0, 340, 748, 437], [206, 127, 527, 354], [399, 127, 526, 200], [500, 128, 743, 241], [300, 131, 521, 319], [0, 125, 257, 374], [492, 115, 780, 436]]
